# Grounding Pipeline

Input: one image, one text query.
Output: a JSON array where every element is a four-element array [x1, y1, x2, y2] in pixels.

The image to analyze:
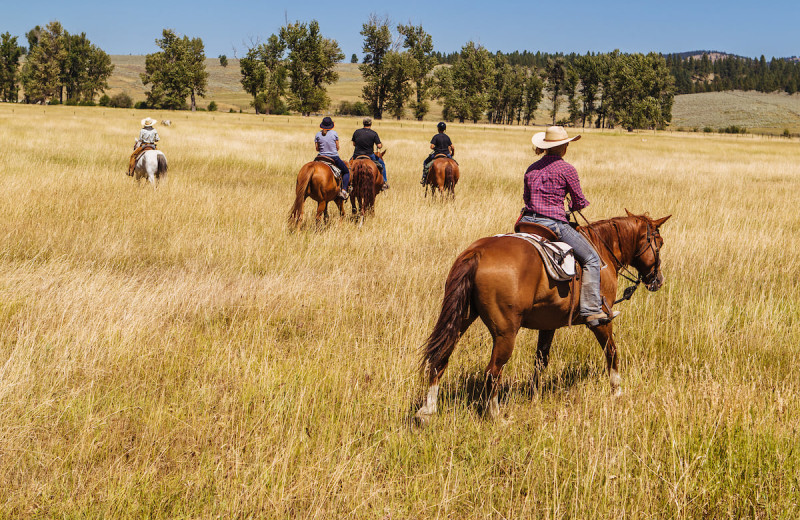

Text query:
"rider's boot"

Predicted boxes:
[[578, 266, 620, 327]]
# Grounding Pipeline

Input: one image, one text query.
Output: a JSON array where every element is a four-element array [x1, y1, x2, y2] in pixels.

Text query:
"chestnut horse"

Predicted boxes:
[[289, 160, 345, 229], [415, 211, 671, 423], [425, 157, 459, 199], [350, 149, 386, 218]]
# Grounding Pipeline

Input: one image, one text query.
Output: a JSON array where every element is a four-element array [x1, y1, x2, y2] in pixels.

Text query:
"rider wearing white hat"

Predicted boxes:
[[520, 126, 618, 327], [128, 117, 160, 176]]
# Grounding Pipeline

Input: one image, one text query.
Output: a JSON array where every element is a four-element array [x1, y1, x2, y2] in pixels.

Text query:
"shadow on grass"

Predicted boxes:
[[408, 362, 595, 421]]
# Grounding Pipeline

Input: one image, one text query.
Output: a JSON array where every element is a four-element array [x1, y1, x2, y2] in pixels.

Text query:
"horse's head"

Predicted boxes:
[[375, 148, 387, 159], [625, 209, 671, 291]]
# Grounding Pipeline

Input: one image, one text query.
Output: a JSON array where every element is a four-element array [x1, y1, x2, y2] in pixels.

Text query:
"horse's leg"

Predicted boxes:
[[315, 200, 326, 228], [484, 328, 519, 421], [532, 329, 556, 391], [335, 198, 345, 219], [416, 314, 477, 421], [590, 323, 622, 396]]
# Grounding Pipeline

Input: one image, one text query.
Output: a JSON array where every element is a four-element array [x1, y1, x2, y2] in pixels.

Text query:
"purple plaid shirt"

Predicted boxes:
[[523, 155, 589, 222]]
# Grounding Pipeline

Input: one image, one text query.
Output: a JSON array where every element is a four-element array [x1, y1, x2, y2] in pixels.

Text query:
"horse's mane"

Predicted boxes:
[[580, 214, 650, 264]]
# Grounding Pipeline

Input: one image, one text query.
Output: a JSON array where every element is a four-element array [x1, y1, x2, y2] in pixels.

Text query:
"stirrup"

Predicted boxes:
[[584, 310, 620, 328], [339, 189, 349, 200]]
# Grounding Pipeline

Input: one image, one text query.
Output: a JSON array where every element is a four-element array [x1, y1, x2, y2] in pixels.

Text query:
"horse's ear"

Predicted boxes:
[[653, 215, 671, 228], [382, 148, 388, 157], [625, 208, 635, 217]]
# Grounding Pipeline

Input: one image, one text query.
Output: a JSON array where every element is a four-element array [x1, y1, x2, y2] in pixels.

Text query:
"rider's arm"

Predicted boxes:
[[449, 144, 455, 155], [430, 144, 435, 150], [564, 167, 590, 211]]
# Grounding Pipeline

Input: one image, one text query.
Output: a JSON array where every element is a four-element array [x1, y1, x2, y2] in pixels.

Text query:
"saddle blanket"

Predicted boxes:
[[314, 157, 341, 180], [495, 232, 576, 281]]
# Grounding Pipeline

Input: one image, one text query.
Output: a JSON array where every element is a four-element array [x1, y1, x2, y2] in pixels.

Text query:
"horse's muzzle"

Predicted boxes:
[[645, 271, 664, 291]]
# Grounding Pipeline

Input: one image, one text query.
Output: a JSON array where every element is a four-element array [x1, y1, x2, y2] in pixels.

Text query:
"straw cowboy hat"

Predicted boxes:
[[531, 126, 581, 149], [141, 117, 157, 128]]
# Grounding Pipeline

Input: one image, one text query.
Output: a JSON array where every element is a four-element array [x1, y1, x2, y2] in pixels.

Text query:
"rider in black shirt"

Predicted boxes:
[[351, 117, 388, 189], [421, 122, 455, 184]]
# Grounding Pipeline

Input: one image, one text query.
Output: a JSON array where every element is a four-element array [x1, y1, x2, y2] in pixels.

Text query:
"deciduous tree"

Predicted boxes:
[[0, 32, 24, 102], [397, 23, 436, 121], [280, 20, 343, 115], [141, 29, 208, 111], [20, 21, 66, 103], [359, 14, 392, 119], [239, 35, 286, 114]]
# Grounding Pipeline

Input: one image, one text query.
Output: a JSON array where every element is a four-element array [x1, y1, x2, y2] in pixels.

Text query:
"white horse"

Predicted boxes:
[[133, 149, 168, 186]]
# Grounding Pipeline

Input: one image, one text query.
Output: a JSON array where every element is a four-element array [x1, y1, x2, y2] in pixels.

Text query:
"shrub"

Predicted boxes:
[[719, 125, 746, 134], [253, 93, 289, 115], [218, 54, 228, 67], [208, 101, 218, 112], [337, 100, 371, 116], [229, 108, 235, 113], [48, 99, 60, 105], [111, 92, 133, 109], [134, 101, 148, 110], [783, 128, 791, 138], [703, 127, 713, 133], [65, 98, 78, 106], [98, 94, 111, 107]]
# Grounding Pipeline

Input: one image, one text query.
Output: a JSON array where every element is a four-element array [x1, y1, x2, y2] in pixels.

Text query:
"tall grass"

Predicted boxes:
[[0, 104, 798, 517]]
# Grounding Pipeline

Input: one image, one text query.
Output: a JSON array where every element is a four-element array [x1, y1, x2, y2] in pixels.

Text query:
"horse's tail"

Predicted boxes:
[[156, 152, 168, 179], [353, 160, 376, 211], [444, 162, 455, 194], [421, 249, 480, 381], [289, 164, 313, 226]]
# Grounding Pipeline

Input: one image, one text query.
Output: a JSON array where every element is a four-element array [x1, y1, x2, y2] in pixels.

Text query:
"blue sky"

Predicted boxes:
[[4, 0, 798, 59]]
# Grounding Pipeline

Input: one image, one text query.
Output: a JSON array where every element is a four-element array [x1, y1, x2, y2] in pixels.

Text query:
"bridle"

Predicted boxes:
[[574, 211, 662, 304]]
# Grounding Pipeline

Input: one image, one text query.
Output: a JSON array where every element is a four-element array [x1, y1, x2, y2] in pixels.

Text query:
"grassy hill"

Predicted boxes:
[[671, 90, 800, 134]]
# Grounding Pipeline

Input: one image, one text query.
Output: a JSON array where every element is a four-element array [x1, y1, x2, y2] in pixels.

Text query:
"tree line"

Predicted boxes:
[[0, 22, 113, 104], [666, 53, 800, 95], [1, 19, 797, 128]]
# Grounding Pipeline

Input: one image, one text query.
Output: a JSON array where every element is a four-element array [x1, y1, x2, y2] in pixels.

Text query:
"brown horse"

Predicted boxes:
[[415, 211, 671, 423], [349, 149, 386, 218], [425, 157, 460, 199], [289, 160, 345, 229]]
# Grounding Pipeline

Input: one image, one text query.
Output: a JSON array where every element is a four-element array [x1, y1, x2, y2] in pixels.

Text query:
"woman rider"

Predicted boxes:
[[520, 126, 618, 328], [315, 116, 350, 200]]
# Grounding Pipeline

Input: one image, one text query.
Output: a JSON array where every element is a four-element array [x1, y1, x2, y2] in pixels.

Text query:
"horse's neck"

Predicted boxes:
[[582, 218, 637, 271]]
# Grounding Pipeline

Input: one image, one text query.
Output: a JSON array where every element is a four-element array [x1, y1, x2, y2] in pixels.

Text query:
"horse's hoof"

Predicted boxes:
[[612, 387, 624, 398], [413, 411, 433, 428]]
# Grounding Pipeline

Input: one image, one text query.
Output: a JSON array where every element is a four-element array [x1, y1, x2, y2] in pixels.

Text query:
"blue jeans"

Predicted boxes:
[[328, 155, 350, 190], [371, 154, 387, 182], [520, 215, 603, 317]]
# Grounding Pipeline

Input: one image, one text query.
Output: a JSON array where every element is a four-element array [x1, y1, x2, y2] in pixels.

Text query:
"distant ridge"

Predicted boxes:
[[671, 50, 799, 62], [669, 50, 748, 61]]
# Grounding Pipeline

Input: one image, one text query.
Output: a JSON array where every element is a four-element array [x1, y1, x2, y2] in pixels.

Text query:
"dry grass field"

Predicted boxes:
[[1, 103, 799, 518], [672, 90, 800, 134]]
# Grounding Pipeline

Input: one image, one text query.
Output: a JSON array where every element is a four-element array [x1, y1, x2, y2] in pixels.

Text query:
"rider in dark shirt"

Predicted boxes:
[[351, 117, 388, 189], [421, 122, 455, 184]]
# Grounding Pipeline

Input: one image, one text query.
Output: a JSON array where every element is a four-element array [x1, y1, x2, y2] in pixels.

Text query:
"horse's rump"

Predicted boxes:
[[351, 158, 379, 211]]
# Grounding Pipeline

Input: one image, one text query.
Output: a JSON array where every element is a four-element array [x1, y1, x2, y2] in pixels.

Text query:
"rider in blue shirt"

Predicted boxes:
[[315, 116, 350, 199]]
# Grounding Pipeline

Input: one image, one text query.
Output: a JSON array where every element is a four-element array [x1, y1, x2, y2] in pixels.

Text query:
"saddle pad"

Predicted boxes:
[[315, 158, 341, 180], [495, 233, 576, 281]]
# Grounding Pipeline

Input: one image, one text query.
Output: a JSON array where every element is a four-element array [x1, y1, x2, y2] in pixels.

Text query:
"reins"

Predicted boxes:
[[572, 210, 660, 305]]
